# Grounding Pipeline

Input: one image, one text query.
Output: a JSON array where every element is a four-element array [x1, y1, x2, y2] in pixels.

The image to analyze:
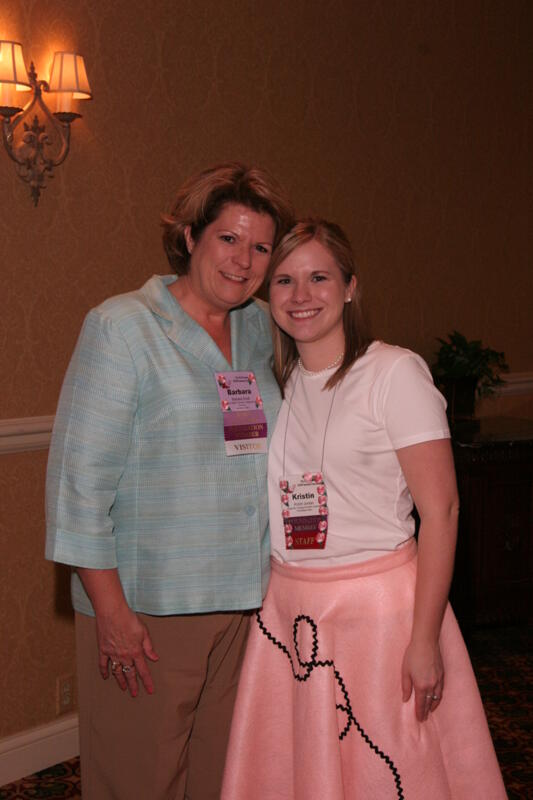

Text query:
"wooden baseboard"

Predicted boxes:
[[0, 714, 79, 787]]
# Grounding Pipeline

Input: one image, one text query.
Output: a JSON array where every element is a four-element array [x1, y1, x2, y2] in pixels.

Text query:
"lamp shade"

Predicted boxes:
[[0, 41, 31, 90], [48, 52, 92, 99]]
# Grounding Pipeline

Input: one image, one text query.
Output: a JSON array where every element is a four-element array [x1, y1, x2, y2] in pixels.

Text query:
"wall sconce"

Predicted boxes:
[[0, 41, 92, 205]]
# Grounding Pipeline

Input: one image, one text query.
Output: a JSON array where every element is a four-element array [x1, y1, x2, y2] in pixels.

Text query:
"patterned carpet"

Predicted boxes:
[[1, 625, 531, 799], [465, 625, 533, 800], [0, 758, 81, 799]]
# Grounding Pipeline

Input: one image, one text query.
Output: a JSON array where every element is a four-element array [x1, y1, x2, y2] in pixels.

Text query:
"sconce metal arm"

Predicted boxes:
[[1, 63, 79, 205]]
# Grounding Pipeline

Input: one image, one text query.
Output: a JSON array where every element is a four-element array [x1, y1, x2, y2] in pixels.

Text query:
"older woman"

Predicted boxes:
[[45, 163, 293, 800]]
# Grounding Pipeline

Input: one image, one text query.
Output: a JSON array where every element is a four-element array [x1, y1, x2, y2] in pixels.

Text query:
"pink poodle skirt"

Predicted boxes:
[[222, 540, 507, 799]]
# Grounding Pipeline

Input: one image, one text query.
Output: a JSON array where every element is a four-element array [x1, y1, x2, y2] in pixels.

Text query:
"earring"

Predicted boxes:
[[345, 297, 352, 303]]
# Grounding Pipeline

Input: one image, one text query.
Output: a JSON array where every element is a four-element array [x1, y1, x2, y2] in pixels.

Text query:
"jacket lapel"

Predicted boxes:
[[141, 274, 249, 371]]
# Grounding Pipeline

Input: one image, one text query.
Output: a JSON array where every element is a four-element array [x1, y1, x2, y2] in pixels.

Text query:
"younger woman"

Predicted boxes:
[[222, 219, 506, 799]]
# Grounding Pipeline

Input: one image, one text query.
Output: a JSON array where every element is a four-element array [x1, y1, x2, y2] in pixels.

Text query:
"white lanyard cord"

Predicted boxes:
[[282, 367, 339, 477]]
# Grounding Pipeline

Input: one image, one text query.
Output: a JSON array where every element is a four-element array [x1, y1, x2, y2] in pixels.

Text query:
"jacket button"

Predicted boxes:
[[245, 505, 256, 517]]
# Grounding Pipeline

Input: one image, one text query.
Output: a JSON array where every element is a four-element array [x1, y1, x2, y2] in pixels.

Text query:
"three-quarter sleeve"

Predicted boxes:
[[45, 309, 139, 568]]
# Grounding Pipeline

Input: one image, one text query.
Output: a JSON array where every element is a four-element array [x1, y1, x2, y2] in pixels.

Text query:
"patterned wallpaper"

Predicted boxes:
[[0, 450, 75, 739], [0, 0, 531, 738]]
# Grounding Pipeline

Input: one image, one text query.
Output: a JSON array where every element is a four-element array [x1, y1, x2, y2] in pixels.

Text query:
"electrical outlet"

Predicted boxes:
[[56, 674, 75, 715]]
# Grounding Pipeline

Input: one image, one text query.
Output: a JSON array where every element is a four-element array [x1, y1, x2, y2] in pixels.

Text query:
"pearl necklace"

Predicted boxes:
[[297, 352, 344, 377]]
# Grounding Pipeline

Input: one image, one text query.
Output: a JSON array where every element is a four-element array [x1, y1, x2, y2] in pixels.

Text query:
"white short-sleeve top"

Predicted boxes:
[[269, 341, 450, 566]]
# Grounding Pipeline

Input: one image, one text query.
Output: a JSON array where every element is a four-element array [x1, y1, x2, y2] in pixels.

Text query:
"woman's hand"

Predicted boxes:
[[96, 604, 159, 697], [401, 638, 444, 722], [77, 567, 159, 698], [394, 439, 458, 723]]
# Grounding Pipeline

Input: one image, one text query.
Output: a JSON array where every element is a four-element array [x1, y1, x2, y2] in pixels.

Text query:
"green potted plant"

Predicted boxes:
[[432, 331, 509, 421]]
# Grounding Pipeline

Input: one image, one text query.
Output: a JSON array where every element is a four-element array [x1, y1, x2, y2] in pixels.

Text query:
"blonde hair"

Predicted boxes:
[[161, 162, 294, 275], [266, 218, 372, 394]]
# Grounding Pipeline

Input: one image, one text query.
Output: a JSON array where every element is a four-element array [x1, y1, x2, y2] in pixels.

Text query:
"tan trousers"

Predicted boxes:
[[76, 610, 251, 800]]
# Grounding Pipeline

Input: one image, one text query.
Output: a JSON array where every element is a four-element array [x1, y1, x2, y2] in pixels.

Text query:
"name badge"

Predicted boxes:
[[279, 472, 329, 549], [215, 371, 268, 456]]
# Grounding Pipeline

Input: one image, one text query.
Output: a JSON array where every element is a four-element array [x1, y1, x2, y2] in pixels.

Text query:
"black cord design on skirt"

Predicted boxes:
[[255, 610, 405, 800]]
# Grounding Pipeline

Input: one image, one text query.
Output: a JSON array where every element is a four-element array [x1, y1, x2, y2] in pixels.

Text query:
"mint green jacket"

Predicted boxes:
[[45, 275, 280, 616]]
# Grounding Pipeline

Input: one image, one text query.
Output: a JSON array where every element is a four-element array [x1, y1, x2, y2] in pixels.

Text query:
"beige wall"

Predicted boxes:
[[0, 0, 531, 738]]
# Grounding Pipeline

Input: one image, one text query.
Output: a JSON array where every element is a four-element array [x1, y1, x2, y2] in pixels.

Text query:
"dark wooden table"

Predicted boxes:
[[449, 417, 533, 628]]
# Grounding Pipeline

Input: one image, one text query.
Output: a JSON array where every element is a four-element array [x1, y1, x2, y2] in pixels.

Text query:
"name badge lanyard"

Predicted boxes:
[[215, 370, 268, 456], [279, 371, 339, 550]]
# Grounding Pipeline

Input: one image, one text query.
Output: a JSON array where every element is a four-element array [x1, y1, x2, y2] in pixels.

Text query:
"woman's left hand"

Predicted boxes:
[[401, 638, 444, 722]]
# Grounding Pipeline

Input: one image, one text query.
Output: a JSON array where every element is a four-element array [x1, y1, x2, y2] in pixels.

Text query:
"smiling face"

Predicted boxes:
[[183, 203, 276, 314], [269, 239, 356, 365]]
